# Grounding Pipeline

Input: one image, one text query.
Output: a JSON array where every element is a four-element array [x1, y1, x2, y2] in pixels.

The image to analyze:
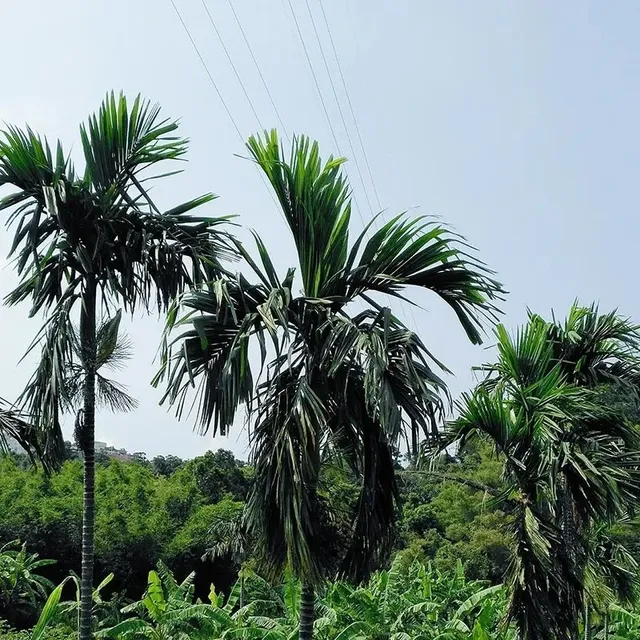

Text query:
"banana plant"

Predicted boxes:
[[0, 541, 56, 627]]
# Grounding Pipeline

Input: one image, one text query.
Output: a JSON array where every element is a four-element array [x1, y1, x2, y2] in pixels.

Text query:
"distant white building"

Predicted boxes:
[[95, 441, 107, 452]]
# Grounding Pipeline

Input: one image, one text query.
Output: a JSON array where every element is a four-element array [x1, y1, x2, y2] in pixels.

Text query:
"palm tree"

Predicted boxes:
[[20, 308, 139, 449], [0, 92, 232, 640], [157, 131, 504, 639], [447, 304, 640, 640]]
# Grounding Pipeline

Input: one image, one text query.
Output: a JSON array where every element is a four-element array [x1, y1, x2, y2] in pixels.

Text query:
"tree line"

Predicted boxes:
[[0, 438, 513, 627]]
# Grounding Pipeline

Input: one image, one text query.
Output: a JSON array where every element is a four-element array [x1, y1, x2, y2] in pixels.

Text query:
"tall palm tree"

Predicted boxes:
[[447, 305, 640, 640], [0, 93, 232, 640], [157, 131, 504, 639]]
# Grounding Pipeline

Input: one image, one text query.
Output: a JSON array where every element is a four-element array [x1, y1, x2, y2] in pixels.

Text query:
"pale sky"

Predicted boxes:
[[0, 1, 638, 459]]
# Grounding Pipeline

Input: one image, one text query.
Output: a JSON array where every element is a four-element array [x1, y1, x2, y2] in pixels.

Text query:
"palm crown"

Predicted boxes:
[[158, 131, 504, 589], [448, 304, 640, 640], [0, 92, 232, 462]]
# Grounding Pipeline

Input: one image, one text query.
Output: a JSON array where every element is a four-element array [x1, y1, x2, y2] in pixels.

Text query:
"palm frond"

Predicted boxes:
[[95, 375, 138, 413], [246, 131, 351, 299], [0, 400, 43, 467], [0, 125, 69, 199], [80, 92, 187, 197], [17, 303, 73, 467], [155, 274, 281, 435], [245, 370, 329, 585], [338, 215, 504, 344]]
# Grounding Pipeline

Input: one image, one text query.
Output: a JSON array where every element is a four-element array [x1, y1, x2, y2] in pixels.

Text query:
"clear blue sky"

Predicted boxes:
[[1, 0, 638, 459]]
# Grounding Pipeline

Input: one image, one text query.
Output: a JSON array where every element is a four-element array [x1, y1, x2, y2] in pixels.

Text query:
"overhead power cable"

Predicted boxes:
[[303, 0, 375, 217], [317, 0, 419, 330], [169, 0, 283, 217], [224, 0, 290, 142], [200, 0, 264, 130], [284, 0, 376, 239], [169, 0, 243, 140], [285, 0, 341, 153], [317, 0, 383, 212]]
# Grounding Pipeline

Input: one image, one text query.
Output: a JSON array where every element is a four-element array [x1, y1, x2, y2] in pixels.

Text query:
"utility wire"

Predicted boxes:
[[169, 0, 283, 217], [318, 0, 383, 212], [285, 0, 341, 153], [200, 0, 264, 130], [290, 0, 407, 325], [284, 0, 376, 238], [170, 0, 243, 140], [303, 0, 376, 218], [225, 0, 290, 142], [317, 0, 419, 330]]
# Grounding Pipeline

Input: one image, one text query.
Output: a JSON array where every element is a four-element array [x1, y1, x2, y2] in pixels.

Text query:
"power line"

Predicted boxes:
[[303, 0, 375, 218], [317, 0, 420, 330], [200, 0, 264, 130], [169, 0, 284, 218], [285, 0, 341, 153], [169, 0, 243, 140], [289, 0, 407, 326], [317, 0, 383, 212], [283, 0, 377, 240], [224, 0, 290, 142]]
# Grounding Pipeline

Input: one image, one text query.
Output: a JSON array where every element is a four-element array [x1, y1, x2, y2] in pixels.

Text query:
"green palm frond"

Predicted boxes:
[[246, 131, 504, 343], [448, 303, 640, 640], [337, 214, 503, 345], [18, 306, 138, 459], [246, 131, 351, 299], [160, 130, 504, 593], [0, 125, 69, 200], [246, 370, 329, 585], [2, 92, 233, 319], [155, 274, 279, 435], [0, 401, 44, 467], [80, 92, 188, 197]]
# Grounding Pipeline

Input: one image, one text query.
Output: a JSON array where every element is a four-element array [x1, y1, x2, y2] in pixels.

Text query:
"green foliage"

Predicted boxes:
[[157, 131, 504, 592], [0, 541, 55, 627], [93, 559, 513, 640], [0, 439, 513, 618], [399, 439, 512, 583], [447, 303, 640, 640], [0, 450, 249, 602], [150, 455, 184, 478], [0, 619, 76, 640]]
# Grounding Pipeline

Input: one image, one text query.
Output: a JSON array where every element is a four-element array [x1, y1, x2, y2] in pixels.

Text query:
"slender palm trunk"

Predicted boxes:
[[583, 602, 590, 640], [559, 474, 582, 640], [298, 584, 315, 640], [79, 280, 97, 640]]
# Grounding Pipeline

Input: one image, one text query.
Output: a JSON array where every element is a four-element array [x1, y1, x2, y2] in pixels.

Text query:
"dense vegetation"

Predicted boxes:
[[1, 553, 512, 639], [0, 438, 511, 626]]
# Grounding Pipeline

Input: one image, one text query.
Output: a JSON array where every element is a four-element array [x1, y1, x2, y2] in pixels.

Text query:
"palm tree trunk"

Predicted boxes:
[[79, 279, 97, 640], [559, 474, 579, 563], [298, 583, 315, 640], [584, 601, 590, 640]]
